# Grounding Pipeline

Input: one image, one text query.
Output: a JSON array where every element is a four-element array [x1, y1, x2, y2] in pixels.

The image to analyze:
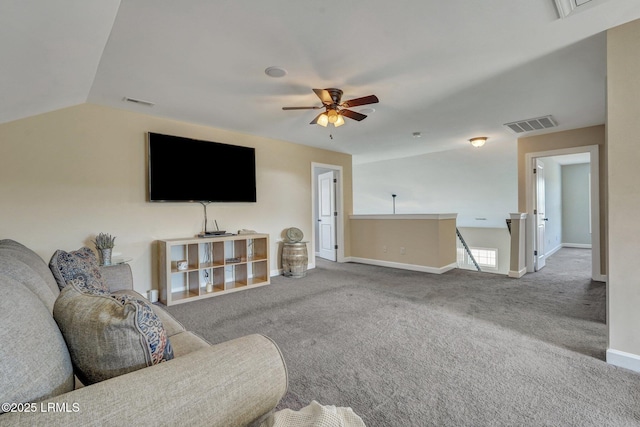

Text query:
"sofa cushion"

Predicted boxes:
[[164, 331, 211, 358], [0, 275, 74, 410], [0, 239, 60, 307], [49, 247, 108, 293], [0, 256, 58, 313], [53, 281, 174, 385], [100, 263, 134, 292]]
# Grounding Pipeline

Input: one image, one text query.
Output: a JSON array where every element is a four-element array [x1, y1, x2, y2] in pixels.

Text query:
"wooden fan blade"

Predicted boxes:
[[313, 89, 334, 105], [340, 109, 367, 121], [282, 106, 322, 110], [341, 95, 379, 108]]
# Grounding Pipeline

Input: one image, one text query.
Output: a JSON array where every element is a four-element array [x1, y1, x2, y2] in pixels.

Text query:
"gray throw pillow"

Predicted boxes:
[[53, 280, 174, 385], [49, 247, 108, 293]]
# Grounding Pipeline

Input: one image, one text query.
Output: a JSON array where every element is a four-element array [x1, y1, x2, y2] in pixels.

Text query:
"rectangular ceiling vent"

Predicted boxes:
[[123, 97, 155, 107], [503, 115, 557, 134], [554, 0, 596, 19]]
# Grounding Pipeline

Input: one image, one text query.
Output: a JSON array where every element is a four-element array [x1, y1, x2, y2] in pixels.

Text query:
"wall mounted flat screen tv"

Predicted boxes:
[[148, 132, 256, 202]]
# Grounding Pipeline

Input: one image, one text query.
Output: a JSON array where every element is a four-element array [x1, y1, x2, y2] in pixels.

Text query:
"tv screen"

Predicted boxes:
[[148, 133, 256, 202]]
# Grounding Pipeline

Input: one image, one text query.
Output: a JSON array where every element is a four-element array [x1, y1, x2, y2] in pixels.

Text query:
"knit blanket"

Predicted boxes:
[[260, 401, 366, 427]]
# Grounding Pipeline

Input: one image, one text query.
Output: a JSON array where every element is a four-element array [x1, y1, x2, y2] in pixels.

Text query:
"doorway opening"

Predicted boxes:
[[311, 163, 345, 266], [525, 145, 604, 282]]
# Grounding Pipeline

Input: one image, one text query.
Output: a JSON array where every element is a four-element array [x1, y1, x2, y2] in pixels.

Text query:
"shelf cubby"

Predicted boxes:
[[158, 234, 270, 306]]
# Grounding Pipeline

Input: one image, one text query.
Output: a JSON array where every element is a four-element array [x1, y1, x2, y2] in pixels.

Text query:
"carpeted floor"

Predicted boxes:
[[165, 248, 640, 426]]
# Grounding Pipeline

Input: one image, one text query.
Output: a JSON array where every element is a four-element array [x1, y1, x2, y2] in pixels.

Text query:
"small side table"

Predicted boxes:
[[282, 241, 308, 278]]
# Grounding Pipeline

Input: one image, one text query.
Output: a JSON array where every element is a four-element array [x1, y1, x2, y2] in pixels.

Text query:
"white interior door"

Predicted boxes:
[[535, 158, 546, 271], [318, 171, 337, 261]]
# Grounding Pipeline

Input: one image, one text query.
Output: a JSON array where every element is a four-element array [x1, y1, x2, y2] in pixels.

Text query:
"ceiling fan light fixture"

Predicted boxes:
[[284, 88, 378, 128], [317, 113, 329, 127], [469, 137, 488, 148]]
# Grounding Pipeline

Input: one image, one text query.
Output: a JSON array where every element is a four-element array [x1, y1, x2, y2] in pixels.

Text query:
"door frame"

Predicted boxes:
[[311, 162, 345, 267], [525, 145, 604, 281]]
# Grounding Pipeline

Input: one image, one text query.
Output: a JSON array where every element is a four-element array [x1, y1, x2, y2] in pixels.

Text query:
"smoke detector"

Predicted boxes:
[[265, 66, 287, 78]]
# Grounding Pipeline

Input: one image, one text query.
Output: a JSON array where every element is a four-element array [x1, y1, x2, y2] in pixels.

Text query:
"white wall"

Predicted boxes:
[[457, 227, 510, 275], [353, 139, 517, 228], [562, 163, 591, 245], [531, 157, 592, 255]]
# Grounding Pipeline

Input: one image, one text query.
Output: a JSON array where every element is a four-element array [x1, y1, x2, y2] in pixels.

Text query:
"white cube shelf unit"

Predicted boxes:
[[158, 234, 270, 306]]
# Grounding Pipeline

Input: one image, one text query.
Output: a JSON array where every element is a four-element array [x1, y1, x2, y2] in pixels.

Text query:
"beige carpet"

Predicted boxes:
[[166, 249, 640, 426]]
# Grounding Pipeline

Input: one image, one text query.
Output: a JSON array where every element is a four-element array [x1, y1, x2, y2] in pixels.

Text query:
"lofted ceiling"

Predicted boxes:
[[3, 1, 640, 164]]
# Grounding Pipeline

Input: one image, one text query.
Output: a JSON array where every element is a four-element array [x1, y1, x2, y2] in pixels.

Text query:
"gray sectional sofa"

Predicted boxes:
[[0, 239, 288, 426]]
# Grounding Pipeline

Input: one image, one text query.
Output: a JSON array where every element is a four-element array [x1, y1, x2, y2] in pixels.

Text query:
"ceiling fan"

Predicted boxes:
[[282, 88, 379, 127]]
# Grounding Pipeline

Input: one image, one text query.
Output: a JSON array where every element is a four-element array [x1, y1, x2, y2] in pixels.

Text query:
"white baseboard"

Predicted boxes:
[[508, 268, 527, 278], [544, 243, 591, 259], [546, 242, 591, 256], [562, 243, 592, 249], [607, 349, 640, 373], [593, 274, 607, 282], [546, 244, 563, 258], [346, 257, 457, 274]]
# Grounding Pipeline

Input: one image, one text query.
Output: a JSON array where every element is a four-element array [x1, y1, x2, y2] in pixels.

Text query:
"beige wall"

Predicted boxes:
[[349, 215, 456, 271], [517, 125, 607, 274], [607, 19, 640, 358], [0, 103, 352, 294]]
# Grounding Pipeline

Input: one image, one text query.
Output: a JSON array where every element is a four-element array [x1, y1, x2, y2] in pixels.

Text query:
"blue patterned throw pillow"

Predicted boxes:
[[111, 293, 174, 363], [49, 247, 108, 293]]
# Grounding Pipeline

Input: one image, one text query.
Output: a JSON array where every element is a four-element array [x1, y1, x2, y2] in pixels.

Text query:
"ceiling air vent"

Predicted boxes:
[[554, 0, 597, 19], [123, 97, 155, 107], [503, 115, 557, 134]]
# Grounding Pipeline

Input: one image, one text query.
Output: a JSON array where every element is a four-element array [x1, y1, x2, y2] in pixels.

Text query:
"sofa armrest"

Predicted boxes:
[[100, 263, 133, 292], [2, 334, 288, 427]]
